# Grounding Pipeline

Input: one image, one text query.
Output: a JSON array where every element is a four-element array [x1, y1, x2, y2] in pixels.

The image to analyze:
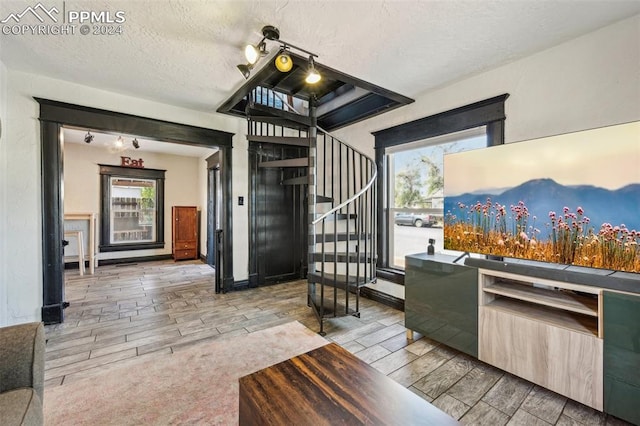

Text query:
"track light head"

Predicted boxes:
[[275, 48, 293, 73], [115, 136, 124, 149], [305, 56, 321, 84], [84, 131, 94, 144], [244, 41, 269, 65], [132, 138, 140, 149], [244, 44, 259, 65], [237, 63, 252, 79]]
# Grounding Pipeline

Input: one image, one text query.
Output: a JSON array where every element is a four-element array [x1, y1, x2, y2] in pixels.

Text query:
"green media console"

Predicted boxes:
[[405, 253, 478, 357], [405, 254, 640, 423], [603, 291, 640, 425]]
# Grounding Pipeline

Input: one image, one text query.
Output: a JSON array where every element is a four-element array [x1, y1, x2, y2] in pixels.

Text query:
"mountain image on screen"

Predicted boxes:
[[443, 122, 640, 273], [445, 178, 640, 234]]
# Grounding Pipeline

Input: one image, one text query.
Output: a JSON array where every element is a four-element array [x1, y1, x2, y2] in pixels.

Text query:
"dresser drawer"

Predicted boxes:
[[173, 249, 197, 260], [174, 241, 197, 250]]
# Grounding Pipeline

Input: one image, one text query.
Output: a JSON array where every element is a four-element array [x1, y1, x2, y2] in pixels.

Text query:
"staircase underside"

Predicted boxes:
[[218, 51, 413, 131]]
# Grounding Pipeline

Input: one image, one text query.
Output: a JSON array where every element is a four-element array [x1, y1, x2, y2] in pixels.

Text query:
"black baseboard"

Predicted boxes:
[[360, 286, 404, 311], [64, 261, 90, 270], [248, 273, 258, 288], [231, 279, 249, 291], [64, 254, 176, 269], [223, 277, 236, 293], [42, 304, 65, 324], [98, 254, 174, 266], [376, 268, 405, 285]]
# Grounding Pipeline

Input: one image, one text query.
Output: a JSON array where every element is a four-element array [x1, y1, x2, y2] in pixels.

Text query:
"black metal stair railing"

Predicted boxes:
[[246, 87, 377, 335]]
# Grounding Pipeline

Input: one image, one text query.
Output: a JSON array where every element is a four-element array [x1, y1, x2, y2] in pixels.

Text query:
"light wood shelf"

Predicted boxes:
[[485, 298, 598, 336], [479, 268, 603, 338], [484, 280, 598, 317]]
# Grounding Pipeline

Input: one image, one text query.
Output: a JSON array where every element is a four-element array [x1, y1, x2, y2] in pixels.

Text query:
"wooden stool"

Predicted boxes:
[[64, 230, 85, 276]]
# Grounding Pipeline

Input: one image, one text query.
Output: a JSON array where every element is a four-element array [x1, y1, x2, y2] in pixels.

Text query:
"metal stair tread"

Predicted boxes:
[[317, 213, 357, 221], [308, 271, 368, 287], [313, 232, 371, 242], [248, 104, 312, 127], [309, 295, 358, 318], [281, 175, 308, 185], [259, 157, 308, 168], [311, 252, 374, 263], [247, 134, 310, 147], [313, 195, 333, 203]]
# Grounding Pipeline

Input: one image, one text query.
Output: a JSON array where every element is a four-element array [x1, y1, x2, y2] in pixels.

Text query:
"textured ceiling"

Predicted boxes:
[[1, 1, 639, 115], [64, 128, 216, 157]]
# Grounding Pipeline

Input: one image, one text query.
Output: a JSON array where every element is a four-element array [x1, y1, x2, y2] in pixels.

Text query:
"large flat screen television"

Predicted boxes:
[[443, 121, 640, 273]]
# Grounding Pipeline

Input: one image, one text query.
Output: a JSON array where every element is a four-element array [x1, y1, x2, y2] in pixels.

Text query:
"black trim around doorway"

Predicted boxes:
[[37, 98, 235, 324]]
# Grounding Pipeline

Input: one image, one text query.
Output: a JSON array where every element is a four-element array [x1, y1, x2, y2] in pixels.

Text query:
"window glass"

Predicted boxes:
[[110, 177, 156, 244], [387, 128, 487, 268], [99, 164, 165, 252]]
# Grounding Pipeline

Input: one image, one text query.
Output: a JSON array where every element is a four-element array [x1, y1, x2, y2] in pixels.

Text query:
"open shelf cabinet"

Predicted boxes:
[[478, 268, 604, 411]]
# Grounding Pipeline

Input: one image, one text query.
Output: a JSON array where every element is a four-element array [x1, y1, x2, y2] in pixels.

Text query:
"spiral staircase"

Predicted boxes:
[[218, 51, 413, 334], [244, 88, 376, 334]]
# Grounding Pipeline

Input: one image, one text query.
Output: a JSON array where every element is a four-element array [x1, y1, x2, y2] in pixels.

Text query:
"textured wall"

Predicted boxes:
[[335, 15, 640, 155], [0, 56, 7, 326], [63, 142, 207, 260]]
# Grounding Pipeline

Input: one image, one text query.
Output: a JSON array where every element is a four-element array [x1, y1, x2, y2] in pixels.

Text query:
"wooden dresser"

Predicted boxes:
[[172, 206, 198, 260]]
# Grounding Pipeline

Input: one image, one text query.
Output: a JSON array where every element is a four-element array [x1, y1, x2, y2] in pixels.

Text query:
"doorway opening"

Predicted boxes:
[[38, 98, 234, 324]]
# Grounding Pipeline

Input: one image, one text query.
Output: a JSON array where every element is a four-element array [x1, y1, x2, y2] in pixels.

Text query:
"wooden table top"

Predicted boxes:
[[239, 342, 460, 425]]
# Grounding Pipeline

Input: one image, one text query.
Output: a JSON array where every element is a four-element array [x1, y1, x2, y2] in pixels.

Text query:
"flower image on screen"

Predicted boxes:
[[443, 121, 640, 273]]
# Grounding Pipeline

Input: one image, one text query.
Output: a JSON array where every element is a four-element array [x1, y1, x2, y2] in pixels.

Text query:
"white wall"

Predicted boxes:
[[335, 15, 640, 154], [0, 56, 8, 326], [0, 70, 249, 325], [63, 142, 208, 260]]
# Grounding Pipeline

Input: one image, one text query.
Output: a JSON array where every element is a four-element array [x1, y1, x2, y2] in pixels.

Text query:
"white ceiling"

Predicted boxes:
[[63, 127, 216, 157], [1, 1, 639, 114]]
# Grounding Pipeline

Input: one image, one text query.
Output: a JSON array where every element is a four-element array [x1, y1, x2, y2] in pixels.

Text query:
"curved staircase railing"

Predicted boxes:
[[246, 87, 377, 335]]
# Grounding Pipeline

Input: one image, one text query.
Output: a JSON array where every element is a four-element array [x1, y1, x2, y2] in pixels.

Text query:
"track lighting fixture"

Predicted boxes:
[[305, 56, 321, 84], [237, 63, 253, 79], [237, 25, 321, 83], [115, 136, 124, 149], [274, 47, 293, 73], [132, 138, 140, 149], [108, 135, 128, 154], [244, 41, 268, 65], [84, 131, 94, 144]]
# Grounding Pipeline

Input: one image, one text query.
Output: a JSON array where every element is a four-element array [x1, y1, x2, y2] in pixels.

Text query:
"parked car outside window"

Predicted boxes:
[[394, 213, 437, 228]]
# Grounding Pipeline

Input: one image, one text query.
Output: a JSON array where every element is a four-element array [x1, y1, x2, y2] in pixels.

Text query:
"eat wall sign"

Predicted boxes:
[[120, 156, 144, 168]]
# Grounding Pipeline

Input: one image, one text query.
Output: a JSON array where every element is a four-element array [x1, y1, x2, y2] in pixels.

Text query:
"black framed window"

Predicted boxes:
[[373, 94, 510, 275], [99, 164, 166, 252], [385, 127, 488, 269]]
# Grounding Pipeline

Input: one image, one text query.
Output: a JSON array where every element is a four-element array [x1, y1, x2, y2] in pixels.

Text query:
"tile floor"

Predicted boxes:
[[45, 260, 631, 426]]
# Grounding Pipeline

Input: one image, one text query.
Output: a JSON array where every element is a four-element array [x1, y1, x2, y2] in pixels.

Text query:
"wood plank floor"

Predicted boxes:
[[46, 260, 630, 426]]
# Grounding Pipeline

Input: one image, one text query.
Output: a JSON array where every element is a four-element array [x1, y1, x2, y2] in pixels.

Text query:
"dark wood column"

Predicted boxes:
[[221, 144, 234, 292], [40, 120, 66, 324]]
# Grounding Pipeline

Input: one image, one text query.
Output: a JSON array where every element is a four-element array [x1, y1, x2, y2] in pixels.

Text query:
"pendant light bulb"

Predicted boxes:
[[305, 56, 321, 84], [275, 49, 293, 73], [244, 44, 260, 65]]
